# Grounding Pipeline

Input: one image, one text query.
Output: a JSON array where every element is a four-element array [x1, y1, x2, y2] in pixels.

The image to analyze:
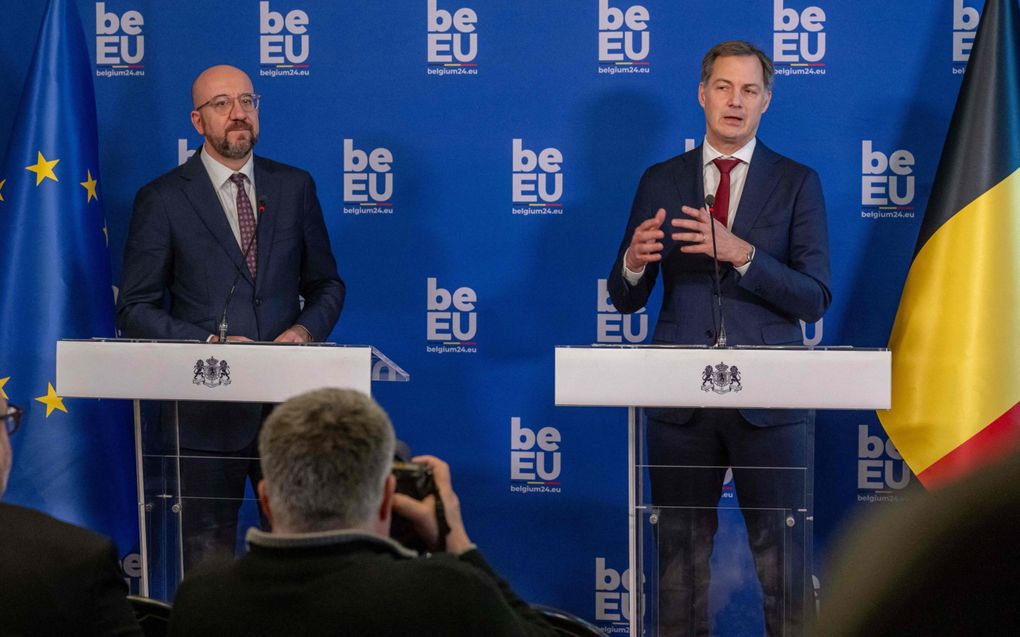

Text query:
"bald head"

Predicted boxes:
[[190, 65, 260, 169], [192, 65, 253, 108]]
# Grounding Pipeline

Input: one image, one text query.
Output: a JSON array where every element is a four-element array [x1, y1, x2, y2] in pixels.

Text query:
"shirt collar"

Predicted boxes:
[[702, 137, 757, 167], [245, 526, 419, 558], [199, 145, 255, 189]]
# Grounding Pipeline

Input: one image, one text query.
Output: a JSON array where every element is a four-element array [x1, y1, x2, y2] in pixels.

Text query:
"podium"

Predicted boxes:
[[555, 345, 890, 636], [55, 339, 407, 598]]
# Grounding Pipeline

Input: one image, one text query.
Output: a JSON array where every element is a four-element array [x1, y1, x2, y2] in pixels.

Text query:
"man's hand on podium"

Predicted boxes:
[[209, 334, 255, 343], [274, 325, 313, 343]]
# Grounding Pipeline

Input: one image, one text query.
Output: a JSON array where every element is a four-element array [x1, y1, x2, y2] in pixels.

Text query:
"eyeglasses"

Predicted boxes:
[[195, 93, 261, 115], [3, 403, 23, 436]]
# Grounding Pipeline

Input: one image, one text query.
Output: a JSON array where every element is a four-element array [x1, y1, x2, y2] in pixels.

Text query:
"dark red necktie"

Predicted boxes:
[[712, 158, 742, 227], [229, 173, 257, 277]]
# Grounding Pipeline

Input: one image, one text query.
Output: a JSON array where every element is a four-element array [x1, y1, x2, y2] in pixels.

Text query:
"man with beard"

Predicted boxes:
[[117, 64, 344, 568]]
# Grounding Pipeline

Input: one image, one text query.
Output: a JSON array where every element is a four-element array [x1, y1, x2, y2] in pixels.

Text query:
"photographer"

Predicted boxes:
[[168, 388, 554, 637]]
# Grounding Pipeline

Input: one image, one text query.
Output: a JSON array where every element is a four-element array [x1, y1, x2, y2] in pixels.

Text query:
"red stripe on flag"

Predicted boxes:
[[918, 401, 1020, 489]]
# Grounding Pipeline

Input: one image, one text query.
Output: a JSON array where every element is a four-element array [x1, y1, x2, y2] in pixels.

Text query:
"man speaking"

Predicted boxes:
[[117, 64, 344, 567], [607, 41, 830, 635]]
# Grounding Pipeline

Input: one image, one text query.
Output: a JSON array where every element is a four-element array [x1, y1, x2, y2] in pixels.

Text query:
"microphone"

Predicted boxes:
[[217, 195, 267, 343], [704, 194, 727, 348]]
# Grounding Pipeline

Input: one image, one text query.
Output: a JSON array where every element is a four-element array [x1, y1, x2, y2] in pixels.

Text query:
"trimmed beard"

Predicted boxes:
[[213, 128, 259, 160]]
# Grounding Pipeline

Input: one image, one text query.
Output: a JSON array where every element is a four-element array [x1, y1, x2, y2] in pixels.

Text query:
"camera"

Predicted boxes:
[[392, 460, 437, 501], [390, 460, 445, 553]]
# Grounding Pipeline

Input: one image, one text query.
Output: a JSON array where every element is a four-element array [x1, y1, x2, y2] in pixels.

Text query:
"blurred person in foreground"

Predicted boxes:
[[816, 448, 1020, 636], [0, 395, 141, 636], [168, 388, 555, 636]]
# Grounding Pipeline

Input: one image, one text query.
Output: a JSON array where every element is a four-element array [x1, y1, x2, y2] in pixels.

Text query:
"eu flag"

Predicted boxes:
[[0, 0, 137, 560]]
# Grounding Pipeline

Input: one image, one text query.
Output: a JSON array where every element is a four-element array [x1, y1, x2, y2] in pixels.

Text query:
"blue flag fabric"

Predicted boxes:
[[0, 0, 137, 558]]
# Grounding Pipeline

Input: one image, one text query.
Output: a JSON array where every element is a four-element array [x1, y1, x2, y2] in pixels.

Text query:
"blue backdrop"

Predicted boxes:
[[0, 0, 981, 632]]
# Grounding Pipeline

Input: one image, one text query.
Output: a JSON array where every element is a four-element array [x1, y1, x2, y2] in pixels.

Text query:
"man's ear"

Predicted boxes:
[[191, 110, 205, 136], [257, 479, 274, 528], [378, 473, 397, 523]]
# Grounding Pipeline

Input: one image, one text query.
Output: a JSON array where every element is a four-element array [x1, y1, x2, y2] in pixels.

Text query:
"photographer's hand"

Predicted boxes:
[[391, 455, 473, 555]]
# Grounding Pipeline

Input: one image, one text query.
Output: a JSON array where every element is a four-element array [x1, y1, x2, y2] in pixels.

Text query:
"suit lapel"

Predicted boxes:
[[179, 149, 254, 286], [253, 157, 281, 294], [732, 141, 781, 238], [669, 145, 705, 209]]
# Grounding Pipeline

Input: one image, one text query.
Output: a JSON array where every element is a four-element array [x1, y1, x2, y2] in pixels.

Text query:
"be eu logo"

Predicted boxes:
[[427, 0, 479, 75], [597, 0, 651, 74], [259, 2, 311, 77], [858, 424, 912, 502], [511, 139, 565, 216], [772, 0, 826, 76], [342, 139, 395, 216], [426, 277, 477, 354], [953, 0, 980, 70], [95, 2, 144, 77], [594, 557, 631, 625], [596, 279, 646, 344], [509, 417, 562, 493], [860, 141, 915, 221]]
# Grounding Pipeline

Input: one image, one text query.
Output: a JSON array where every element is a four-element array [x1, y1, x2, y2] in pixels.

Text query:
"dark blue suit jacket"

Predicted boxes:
[[607, 141, 831, 427], [117, 150, 344, 450], [0, 503, 141, 636]]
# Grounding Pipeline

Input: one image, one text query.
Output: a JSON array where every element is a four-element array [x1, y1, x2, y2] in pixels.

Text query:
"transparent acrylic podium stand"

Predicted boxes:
[[555, 345, 889, 636], [56, 339, 407, 600], [636, 415, 812, 635]]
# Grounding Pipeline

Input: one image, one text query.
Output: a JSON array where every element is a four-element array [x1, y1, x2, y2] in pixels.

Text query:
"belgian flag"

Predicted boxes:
[[879, 0, 1020, 488]]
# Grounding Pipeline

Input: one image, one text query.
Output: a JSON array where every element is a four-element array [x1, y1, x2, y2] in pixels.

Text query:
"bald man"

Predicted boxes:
[[117, 65, 344, 568]]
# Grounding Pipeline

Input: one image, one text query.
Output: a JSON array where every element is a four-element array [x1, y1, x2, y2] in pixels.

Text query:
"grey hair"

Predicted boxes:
[[700, 40, 775, 92], [259, 388, 396, 532]]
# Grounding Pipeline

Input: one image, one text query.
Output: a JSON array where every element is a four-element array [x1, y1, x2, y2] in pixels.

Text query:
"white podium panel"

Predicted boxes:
[[54, 338, 405, 599], [554, 345, 890, 637], [57, 340, 374, 401], [555, 346, 890, 410]]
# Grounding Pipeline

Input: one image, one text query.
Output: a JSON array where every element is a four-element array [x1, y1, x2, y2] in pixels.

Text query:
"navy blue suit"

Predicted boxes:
[[608, 141, 830, 635], [117, 149, 344, 566], [117, 150, 344, 451], [608, 141, 830, 425]]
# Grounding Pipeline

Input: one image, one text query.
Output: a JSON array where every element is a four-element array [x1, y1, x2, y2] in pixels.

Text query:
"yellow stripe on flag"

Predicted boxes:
[[879, 167, 1020, 474]]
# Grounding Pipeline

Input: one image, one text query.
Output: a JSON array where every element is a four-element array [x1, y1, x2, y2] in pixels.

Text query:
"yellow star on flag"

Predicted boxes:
[[80, 170, 98, 202], [25, 151, 59, 186], [35, 383, 68, 417], [0, 376, 9, 400], [0, 178, 6, 202]]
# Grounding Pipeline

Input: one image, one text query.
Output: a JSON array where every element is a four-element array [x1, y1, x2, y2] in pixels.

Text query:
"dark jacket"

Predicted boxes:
[[0, 503, 141, 637], [117, 150, 344, 452], [607, 141, 831, 427], [168, 529, 555, 637]]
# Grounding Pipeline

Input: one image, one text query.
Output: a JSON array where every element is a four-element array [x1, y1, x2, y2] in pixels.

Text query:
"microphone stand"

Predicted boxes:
[[705, 194, 727, 348], [217, 196, 265, 343]]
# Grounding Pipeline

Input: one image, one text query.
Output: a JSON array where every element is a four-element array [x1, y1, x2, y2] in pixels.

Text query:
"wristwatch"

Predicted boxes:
[[741, 245, 756, 267]]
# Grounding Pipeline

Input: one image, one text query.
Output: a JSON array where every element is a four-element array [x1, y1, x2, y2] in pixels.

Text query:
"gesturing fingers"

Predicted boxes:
[[626, 208, 667, 269]]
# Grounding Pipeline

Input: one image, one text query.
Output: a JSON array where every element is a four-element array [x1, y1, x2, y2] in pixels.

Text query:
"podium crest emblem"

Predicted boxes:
[[193, 356, 232, 388], [701, 362, 741, 394]]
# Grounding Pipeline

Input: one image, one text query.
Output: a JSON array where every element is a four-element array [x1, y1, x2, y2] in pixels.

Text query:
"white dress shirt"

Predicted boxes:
[[200, 147, 257, 249], [623, 136, 756, 285]]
